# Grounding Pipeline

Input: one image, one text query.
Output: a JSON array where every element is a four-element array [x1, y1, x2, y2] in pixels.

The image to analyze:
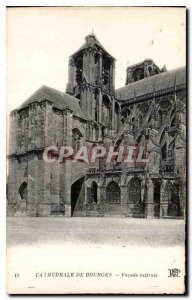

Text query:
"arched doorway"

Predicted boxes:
[[71, 177, 85, 217], [167, 183, 180, 217], [153, 181, 161, 218], [164, 182, 180, 218], [19, 181, 27, 201], [106, 181, 121, 204], [129, 177, 143, 218]]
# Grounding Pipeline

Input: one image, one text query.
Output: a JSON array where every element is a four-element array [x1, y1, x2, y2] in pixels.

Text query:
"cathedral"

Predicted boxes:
[[7, 34, 186, 218]]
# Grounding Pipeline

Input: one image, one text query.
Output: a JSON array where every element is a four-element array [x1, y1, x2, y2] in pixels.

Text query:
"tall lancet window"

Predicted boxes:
[[72, 128, 82, 150], [76, 57, 83, 84], [115, 102, 120, 133], [102, 94, 110, 126], [106, 181, 121, 204]]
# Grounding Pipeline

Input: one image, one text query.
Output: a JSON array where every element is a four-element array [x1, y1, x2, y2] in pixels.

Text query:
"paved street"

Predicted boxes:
[[7, 217, 185, 248]]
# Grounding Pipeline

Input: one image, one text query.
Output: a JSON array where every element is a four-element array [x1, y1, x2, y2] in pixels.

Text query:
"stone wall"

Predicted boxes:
[[7, 101, 89, 217]]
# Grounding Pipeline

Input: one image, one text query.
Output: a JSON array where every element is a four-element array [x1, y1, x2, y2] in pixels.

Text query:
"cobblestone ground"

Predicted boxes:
[[7, 217, 185, 248]]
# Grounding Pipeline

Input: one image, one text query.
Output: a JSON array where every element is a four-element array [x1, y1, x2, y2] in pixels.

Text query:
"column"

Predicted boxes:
[[63, 161, 72, 217], [146, 178, 154, 218], [98, 52, 102, 85], [160, 180, 168, 218], [121, 185, 128, 216], [9, 110, 17, 154], [98, 124, 102, 140], [62, 109, 73, 217], [111, 96, 115, 135], [96, 184, 102, 215], [7, 157, 18, 216], [35, 155, 44, 216], [27, 155, 38, 216]]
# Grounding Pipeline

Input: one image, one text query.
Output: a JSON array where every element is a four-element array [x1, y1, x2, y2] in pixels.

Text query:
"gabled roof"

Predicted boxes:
[[115, 66, 186, 101], [126, 58, 160, 70], [18, 85, 87, 120], [71, 33, 115, 60]]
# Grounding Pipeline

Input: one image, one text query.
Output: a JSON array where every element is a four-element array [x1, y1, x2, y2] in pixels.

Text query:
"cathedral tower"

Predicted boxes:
[[66, 33, 116, 139]]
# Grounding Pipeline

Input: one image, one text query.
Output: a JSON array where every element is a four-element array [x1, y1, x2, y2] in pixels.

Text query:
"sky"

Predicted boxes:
[[6, 6, 186, 112]]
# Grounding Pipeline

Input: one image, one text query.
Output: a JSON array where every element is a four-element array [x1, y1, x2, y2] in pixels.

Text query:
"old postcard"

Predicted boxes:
[[6, 6, 186, 294]]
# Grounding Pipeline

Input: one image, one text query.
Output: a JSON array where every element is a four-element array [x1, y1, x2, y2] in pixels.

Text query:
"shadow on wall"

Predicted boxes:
[[71, 177, 85, 217]]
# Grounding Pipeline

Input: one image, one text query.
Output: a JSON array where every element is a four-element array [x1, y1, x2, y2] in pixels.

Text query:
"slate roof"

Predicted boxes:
[[115, 66, 186, 101], [19, 85, 87, 120]]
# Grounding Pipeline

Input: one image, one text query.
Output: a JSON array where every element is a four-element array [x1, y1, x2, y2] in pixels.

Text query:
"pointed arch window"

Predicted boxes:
[[115, 102, 120, 133], [102, 94, 110, 126], [102, 56, 111, 86], [161, 142, 167, 160], [95, 53, 100, 64], [106, 181, 121, 204], [132, 68, 144, 82], [129, 178, 141, 203], [76, 57, 83, 84], [72, 128, 82, 150]]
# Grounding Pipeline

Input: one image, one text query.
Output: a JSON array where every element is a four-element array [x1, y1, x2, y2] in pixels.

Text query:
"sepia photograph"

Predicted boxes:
[[6, 6, 186, 294]]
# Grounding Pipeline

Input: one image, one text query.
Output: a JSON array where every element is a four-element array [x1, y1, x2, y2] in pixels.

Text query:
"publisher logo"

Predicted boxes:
[[168, 268, 181, 277]]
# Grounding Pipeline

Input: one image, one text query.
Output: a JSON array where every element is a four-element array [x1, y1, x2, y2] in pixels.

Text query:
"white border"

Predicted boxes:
[[0, 1, 191, 299]]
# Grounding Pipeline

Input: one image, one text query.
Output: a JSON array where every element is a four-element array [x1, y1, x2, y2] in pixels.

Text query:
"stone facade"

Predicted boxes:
[[7, 34, 186, 218]]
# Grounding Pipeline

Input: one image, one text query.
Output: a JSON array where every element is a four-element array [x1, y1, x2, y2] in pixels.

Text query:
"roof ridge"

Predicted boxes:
[[115, 66, 186, 92], [18, 85, 88, 120]]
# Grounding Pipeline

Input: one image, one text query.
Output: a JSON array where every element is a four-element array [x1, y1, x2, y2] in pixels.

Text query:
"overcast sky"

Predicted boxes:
[[6, 6, 186, 112]]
